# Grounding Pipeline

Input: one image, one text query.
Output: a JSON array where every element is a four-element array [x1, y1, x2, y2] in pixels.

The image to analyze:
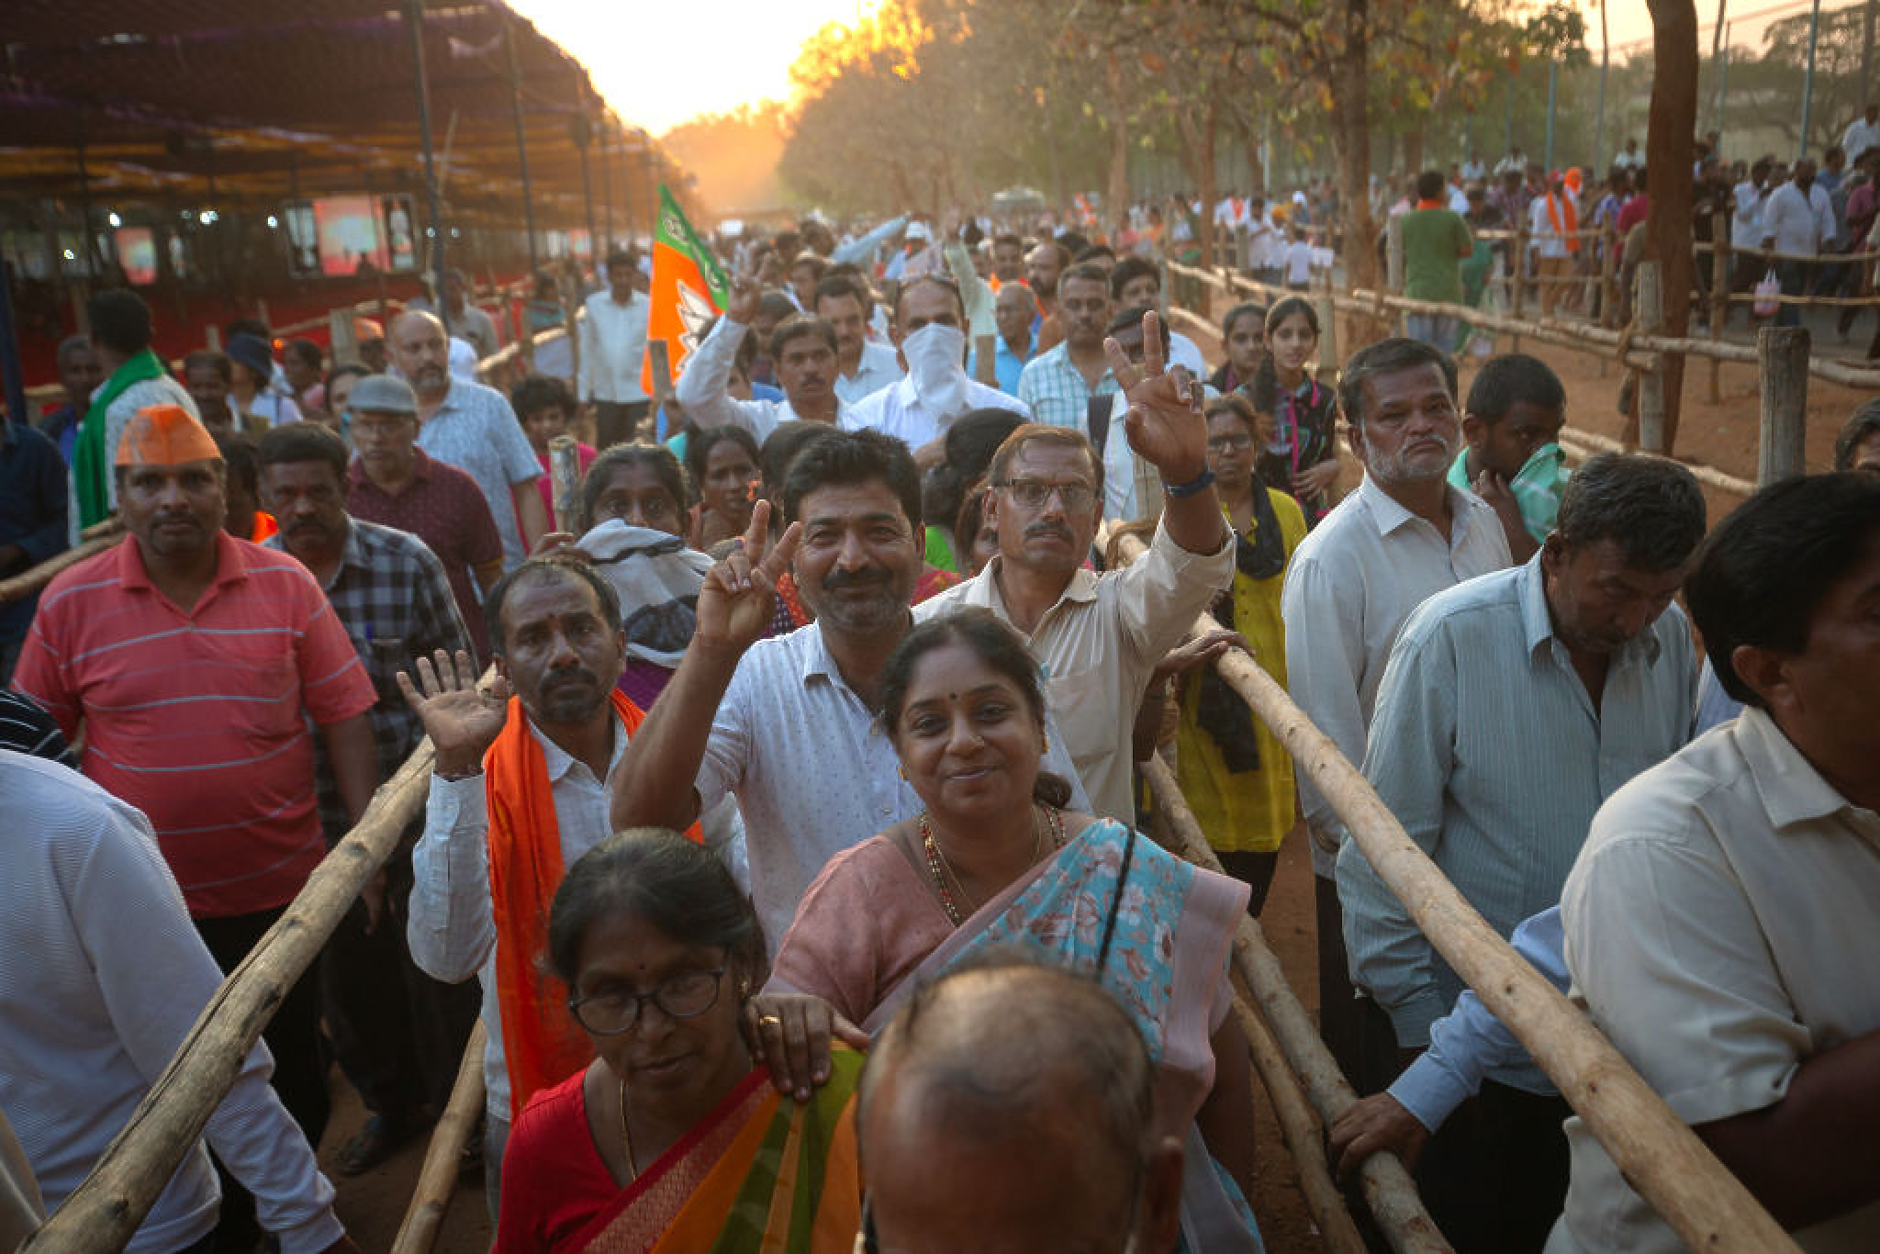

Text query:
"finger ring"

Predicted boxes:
[[759, 1015, 782, 1026]]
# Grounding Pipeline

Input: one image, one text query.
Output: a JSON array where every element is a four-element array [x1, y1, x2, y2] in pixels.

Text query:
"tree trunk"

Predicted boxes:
[[1402, 119, 1426, 178], [1105, 54, 1132, 228], [1180, 105, 1220, 282], [1328, 0, 1384, 344], [1644, 0, 1698, 453]]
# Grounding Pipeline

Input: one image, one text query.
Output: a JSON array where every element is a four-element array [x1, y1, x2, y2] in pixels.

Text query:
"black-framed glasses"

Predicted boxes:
[[1207, 431, 1255, 452], [567, 967, 727, 1036], [997, 477, 1097, 512]]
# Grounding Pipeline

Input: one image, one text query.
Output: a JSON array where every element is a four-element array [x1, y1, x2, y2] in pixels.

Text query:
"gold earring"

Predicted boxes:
[[897, 763, 908, 780], [1042, 735, 1050, 753]]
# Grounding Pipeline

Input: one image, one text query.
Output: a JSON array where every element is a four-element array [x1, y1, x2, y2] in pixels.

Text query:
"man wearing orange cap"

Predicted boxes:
[[1527, 170, 1581, 317], [12, 403, 380, 1241]]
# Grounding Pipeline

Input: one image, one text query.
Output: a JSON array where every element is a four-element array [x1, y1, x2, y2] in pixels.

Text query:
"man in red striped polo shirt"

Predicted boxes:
[[12, 403, 378, 1248]]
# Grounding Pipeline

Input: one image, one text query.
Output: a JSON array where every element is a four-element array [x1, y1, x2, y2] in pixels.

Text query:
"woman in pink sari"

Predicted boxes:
[[770, 609, 1262, 1251]]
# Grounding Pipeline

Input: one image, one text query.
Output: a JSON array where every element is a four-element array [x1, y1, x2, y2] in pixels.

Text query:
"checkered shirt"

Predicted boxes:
[[269, 517, 472, 839], [1015, 341, 1121, 431]]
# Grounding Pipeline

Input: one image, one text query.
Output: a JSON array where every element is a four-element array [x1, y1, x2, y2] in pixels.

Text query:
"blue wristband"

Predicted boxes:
[[1165, 467, 1216, 499]]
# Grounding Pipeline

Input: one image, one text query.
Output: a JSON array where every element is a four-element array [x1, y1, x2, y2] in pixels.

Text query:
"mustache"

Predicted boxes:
[[822, 566, 892, 592], [1025, 522, 1073, 543]]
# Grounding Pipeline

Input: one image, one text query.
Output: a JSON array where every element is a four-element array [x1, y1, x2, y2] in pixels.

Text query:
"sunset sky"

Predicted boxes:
[[510, 0, 1857, 138]]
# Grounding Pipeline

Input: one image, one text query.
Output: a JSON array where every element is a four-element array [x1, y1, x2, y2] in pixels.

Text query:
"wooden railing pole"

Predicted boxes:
[[1509, 221, 1529, 351], [1635, 260, 1666, 454], [1140, 756, 1449, 1254], [389, 1021, 487, 1254], [23, 745, 440, 1251], [1757, 324, 1810, 485]]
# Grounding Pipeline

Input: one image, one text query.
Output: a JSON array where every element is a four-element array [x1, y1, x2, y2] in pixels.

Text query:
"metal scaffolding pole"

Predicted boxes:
[[403, 0, 450, 333], [504, 20, 539, 276]]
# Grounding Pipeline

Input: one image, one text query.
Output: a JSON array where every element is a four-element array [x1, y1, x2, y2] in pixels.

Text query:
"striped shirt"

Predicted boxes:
[[0, 689, 77, 767], [414, 379, 542, 567], [1336, 556, 1696, 1047], [12, 531, 377, 918], [266, 518, 472, 838], [1015, 341, 1120, 430]]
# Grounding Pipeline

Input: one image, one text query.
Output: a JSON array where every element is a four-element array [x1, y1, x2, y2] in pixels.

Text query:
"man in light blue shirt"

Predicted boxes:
[[1337, 452, 1707, 1253]]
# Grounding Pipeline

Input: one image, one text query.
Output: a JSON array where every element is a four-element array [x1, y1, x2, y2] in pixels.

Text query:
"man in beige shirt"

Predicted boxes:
[[918, 313, 1234, 822], [1552, 472, 1880, 1252]]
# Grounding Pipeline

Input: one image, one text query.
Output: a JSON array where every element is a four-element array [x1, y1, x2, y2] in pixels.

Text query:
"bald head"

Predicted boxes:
[[857, 960, 1182, 1253], [387, 310, 451, 399]]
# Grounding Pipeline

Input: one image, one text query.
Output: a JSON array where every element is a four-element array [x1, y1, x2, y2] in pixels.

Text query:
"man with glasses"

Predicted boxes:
[[400, 557, 658, 1219], [919, 314, 1234, 822]]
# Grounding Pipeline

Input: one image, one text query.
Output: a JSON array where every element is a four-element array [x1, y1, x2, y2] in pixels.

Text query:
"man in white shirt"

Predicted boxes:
[[842, 276, 1028, 466], [1110, 256, 1208, 377], [675, 277, 845, 440], [578, 249, 652, 447], [1611, 138, 1642, 170], [1280, 336, 1512, 1086], [610, 430, 1089, 953], [918, 319, 1232, 823], [1550, 472, 1880, 1253], [815, 274, 901, 405], [388, 311, 549, 566], [402, 560, 649, 1218], [0, 750, 355, 1254], [1761, 158, 1837, 327], [1730, 158, 1774, 298], [1841, 103, 1880, 166], [1527, 175, 1578, 316]]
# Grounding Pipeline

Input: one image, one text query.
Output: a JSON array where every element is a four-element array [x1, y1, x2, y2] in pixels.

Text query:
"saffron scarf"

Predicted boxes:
[[73, 348, 167, 529], [1546, 192, 1581, 254], [486, 691, 700, 1119], [573, 1052, 863, 1252]]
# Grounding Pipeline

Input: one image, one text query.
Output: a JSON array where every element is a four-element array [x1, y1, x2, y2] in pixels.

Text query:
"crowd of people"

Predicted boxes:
[[2, 185, 1879, 1254]]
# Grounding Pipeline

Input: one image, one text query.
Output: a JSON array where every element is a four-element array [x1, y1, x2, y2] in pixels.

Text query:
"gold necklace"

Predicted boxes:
[[617, 1078, 638, 1180], [920, 805, 1056, 926]]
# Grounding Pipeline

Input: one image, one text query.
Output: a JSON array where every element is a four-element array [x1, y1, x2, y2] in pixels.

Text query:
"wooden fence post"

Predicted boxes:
[[1235, 222, 1251, 277], [1636, 260, 1667, 454], [1709, 211, 1730, 404], [1509, 221, 1529, 352], [1757, 325, 1809, 485], [1599, 224, 1619, 331], [1315, 267, 1339, 377]]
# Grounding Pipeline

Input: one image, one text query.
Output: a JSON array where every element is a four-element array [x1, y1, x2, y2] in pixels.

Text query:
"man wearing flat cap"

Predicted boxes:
[[12, 404, 380, 1232]]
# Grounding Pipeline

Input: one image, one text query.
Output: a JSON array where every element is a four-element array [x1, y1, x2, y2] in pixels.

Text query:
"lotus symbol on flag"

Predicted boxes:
[[675, 281, 716, 359]]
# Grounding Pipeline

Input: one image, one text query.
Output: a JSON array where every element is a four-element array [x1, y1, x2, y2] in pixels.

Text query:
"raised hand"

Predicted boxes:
[[694, 499, 802, 656], [1105, 310, 1209, 483], [395, 649, 512, 777], [724, 275, 762, 326]]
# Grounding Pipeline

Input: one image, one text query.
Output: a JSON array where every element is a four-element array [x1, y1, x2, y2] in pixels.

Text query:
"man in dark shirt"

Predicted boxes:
[[35, 335, 103, 464], [342, 374, 505, 659], [0, 415, 68, 682]]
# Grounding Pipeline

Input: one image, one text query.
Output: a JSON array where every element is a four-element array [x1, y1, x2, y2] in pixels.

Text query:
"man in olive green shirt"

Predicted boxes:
[[1400, 169, 1474, 351]]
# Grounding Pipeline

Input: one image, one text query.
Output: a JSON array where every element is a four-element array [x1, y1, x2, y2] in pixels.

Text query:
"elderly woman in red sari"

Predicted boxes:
[[494, 830, 862, 1252], [769, 610, 1262, 1251]]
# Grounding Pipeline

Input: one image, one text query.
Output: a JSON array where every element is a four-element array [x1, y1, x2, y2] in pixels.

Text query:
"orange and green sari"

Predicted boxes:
[[573, 1050, 864, 1253]]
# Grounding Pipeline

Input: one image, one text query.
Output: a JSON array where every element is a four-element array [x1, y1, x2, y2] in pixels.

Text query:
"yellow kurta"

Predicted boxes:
[[1176, 489, 1307, 853]]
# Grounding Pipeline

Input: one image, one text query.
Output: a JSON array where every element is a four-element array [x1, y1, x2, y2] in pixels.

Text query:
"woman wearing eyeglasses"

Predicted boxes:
[[769, 610, 1262, 1251], [493, 830, 863, 1253]]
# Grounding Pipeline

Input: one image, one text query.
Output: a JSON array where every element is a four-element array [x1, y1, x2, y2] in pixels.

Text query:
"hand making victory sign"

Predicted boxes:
[[693, 498, 802, 656], [1104, 310, 1211, 486]]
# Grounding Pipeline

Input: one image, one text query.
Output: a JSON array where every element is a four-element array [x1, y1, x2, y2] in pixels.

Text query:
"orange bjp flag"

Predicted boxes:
[[640, 185, 732, 396]]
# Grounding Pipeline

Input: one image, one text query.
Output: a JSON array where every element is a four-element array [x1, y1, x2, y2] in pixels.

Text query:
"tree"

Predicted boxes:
[[1642, 0, 1698, 454]]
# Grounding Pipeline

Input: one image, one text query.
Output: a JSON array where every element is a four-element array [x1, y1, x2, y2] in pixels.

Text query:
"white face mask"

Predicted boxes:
[[900, 322, 969, 418]]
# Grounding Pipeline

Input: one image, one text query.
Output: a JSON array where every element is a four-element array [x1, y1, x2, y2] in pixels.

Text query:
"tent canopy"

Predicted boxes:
[[0, 0, 693, 232]]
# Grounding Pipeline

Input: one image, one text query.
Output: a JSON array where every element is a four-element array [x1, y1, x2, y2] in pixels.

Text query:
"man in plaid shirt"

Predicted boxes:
[[258, 421, 482, 1175]]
